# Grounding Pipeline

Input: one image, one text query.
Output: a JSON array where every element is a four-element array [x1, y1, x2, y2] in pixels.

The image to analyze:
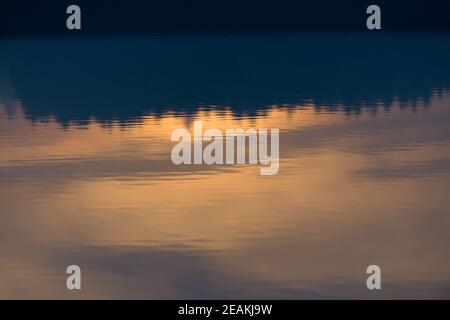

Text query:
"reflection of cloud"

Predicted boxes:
[[2, 242, 449, 299], [355, 156, 450, 179], [0, 243, 331, 299]]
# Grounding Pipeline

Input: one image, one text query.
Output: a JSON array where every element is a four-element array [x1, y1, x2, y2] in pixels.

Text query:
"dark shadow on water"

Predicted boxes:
[[1, 34, 450, 125]]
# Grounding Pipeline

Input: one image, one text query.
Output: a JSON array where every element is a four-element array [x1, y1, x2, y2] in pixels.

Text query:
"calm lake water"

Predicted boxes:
[[1, 34, 450, 299]]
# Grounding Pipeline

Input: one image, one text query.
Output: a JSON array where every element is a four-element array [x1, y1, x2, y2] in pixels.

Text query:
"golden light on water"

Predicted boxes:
[[1, 93, 450, 298]]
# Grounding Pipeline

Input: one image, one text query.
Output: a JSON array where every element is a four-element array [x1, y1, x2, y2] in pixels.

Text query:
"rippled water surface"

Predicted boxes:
[[1, 34, 450, 298]]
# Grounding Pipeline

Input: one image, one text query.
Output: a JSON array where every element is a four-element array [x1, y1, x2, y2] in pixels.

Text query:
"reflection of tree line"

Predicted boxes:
[[0, 35, 449, 124]]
